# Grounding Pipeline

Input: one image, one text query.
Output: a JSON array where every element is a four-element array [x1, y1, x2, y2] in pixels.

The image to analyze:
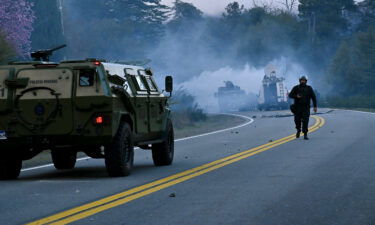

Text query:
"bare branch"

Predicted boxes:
[[252, 0, 275, 11], [277, 0, 297, 12]]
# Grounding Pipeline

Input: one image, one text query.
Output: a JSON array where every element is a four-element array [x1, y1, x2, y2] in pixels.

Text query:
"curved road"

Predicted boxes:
[[1, 109, 375, 225]]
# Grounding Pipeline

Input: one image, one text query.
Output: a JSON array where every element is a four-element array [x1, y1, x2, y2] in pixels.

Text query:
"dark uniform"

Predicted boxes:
[[289, 84, 317, 134]]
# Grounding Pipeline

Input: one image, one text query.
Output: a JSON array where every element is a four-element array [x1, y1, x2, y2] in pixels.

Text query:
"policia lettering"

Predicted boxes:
[[289, 76, 317, 140]]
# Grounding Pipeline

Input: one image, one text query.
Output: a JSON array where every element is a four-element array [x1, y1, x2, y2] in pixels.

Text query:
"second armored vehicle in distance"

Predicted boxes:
[[215, 81, 251, 112]]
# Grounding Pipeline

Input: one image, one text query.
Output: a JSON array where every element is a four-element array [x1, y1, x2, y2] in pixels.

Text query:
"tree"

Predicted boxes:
[[30, 0, 65, 60], [172, 0, 203, 21], [328, 27, 375, 96], [278, 0, 298, 13], [357, 0, 375, 31], [0, 32, 15, 63], [298, 0, 356, 43], [0, 0, 35, 57], [223, 2, 245, 20], [224, 2, 244, 16], [168, 0, 203, 32], [62, 0, 168, 59]]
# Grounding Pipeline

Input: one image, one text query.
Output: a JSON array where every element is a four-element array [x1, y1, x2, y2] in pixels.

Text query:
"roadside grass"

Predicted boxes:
[[22, 114, 247, 169], [327, 107, 375, 113], [348, 108, 375, 113], [173, 114, 246, 139]]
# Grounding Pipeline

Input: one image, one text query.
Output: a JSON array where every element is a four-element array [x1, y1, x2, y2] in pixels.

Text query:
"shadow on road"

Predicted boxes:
[[13, 163, 162, 181]]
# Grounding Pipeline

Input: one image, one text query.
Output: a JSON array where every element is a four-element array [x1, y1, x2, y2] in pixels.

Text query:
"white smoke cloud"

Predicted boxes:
[[179, 64, 263, 112], [179, 57, 307, 112]]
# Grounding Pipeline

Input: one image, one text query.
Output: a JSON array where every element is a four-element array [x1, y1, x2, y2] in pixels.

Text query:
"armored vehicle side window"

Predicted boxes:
[[145, 76, 157, 92], [79, 69, 95, 87], [135, 75, 147, 91]]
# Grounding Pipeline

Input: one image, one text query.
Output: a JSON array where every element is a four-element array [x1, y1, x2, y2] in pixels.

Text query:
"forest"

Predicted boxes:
[[0, 0, 374, 110]]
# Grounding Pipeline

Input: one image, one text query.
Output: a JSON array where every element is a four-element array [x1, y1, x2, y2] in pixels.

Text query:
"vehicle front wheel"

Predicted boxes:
[[0, 158, 22, 180], [51, 148, 77, 170], [105, 122, 134, 177], [152, 120, 174, 166]]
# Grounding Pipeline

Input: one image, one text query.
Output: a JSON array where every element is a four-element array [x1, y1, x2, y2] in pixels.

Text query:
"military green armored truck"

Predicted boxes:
[[0, 48, 174, 180]]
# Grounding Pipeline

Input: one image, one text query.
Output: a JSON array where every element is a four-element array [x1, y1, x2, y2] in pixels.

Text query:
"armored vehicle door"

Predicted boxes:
[[125, 68, 149, 134], [142, 74, 165, 132], [14, 67, 74, 135]]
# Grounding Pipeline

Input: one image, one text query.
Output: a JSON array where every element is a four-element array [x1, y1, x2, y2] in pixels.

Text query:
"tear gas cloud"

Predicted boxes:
[[179, 58, 307, 112], [149, 20, 309, 113], [61, 1, 312, 113]]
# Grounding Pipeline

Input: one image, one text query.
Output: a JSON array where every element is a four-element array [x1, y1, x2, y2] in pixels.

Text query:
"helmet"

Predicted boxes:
[[299, 75, 308, 81]]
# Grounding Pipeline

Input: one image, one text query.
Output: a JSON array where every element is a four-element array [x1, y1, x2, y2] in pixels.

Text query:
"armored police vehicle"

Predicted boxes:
[[215, 81, 250, 112], [0, 46, 174, 179]]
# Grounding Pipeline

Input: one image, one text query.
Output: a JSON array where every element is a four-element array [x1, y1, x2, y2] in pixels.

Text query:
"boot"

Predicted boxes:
[[296, 131, 301, 138], [304, 133, 309, 140]]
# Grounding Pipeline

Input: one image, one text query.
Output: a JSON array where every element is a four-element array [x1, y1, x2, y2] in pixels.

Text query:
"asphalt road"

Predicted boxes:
[[1, 109, 375, 225]]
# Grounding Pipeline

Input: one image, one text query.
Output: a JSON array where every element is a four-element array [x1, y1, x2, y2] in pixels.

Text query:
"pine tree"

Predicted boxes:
[[62, 0, 168, 58], [99, 0, 168, 45], [30, 0, 65, 60], [168, 0, 203, 32], [172, 0, 203, 21], [358, 0, 375, 31], [329, 27, 375, 96]]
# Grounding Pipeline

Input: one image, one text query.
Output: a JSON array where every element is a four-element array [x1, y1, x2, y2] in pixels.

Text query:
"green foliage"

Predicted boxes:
[[223, 2, 245, 20], [295, 0, 356, 73], [30, 0, 65, 60], [358, 0, 375, 31], [328, 27, 375, 97], [325, 95, 375, 109], [62, 0, 168, 59], [172, 0, 203, 21], [169, 88, 206, 127], [219, 6, 304, 66], [167, 0, 203, 32]]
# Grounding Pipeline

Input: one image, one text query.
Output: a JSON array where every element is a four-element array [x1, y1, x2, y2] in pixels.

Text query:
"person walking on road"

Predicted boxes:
[[289, 76, 317, 140]]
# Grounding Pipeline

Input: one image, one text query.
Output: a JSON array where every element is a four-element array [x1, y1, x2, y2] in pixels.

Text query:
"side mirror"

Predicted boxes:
[[165, 76, 173, 94]]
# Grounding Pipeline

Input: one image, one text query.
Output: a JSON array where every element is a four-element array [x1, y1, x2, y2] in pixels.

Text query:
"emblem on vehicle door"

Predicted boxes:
[[34, 103, 45, 116]]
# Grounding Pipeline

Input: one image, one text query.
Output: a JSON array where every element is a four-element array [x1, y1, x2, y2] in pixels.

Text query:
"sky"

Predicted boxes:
[[161, 0, 364, 16], [160, 0, 289, 15]]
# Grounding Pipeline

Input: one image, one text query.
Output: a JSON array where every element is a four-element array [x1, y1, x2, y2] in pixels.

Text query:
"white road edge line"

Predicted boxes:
[[175, 113, 254, 142], [21, 113, 254, 172]]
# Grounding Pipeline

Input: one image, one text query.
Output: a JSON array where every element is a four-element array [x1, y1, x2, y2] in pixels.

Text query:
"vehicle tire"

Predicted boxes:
[[105, 122, 134, 177], [0, 158, 22, 180], [152, 120, 174, 166], [51, 148, 77, 170]]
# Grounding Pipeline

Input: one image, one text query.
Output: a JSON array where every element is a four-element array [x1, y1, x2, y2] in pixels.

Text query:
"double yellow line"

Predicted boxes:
[[27, 115, 325, 225]]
